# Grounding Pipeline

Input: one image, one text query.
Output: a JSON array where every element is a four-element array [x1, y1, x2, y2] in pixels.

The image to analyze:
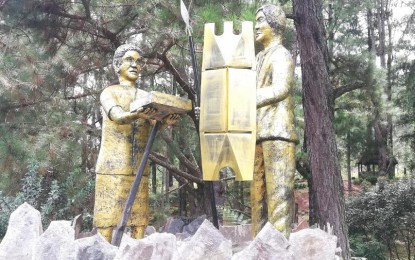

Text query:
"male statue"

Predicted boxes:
[[94, 44, 178, 242], [251, 4, 297, 237]]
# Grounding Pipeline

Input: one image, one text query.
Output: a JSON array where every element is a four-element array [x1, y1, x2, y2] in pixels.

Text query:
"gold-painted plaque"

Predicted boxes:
[[200, 21, 256, 181]]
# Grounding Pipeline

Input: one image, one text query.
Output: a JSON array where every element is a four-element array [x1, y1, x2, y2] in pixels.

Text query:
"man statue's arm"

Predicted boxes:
[[257, 52, 294, 108]]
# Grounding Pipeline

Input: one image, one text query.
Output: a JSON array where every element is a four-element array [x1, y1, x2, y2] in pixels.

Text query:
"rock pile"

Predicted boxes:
[[0, 203, 341, 260]]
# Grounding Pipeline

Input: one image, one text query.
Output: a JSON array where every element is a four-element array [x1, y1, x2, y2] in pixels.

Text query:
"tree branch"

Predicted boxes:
[[64, 92, 98, 100], [296, 156, 311, 180], [286, 14, 298, 20], [1, 99, 47, 112], [1, 91, 97, 112], [145, 36, 199, 124], [163, 181, 189, 196], [0, 0, 10, 11], [147, 37, 196, 101], [114, 13, 141, 35], [160, 131, 201, 177], [34, 3, 88, 21], [81, 0, 91, 19], [157, 50, 198, 124], [149, 153, 202, 184], [333, 80, 365, 99]]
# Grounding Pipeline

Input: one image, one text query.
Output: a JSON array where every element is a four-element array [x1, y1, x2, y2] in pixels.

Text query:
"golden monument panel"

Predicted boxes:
[[200, 69, 228, 132], [200, 21, 256, 181], [227, 68, 256, 132], [200, 133, 255, 181], [202, 21, 255, 70]]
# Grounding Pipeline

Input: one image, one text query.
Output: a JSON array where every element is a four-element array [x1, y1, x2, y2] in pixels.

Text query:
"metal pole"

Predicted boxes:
[[208, 180, 219, 228], [112, 121, 161, 246], [188, 35, 200, 109]]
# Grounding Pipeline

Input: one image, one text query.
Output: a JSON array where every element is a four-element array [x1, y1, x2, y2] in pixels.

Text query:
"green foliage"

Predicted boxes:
[[219, 169, 251, 224], [352, 178, 363, 185], [0, 162, 95, 239], [346, 177, 415, 259], [197, 4, 224, 25], [349, 234, 387, 260], [396, 61, 415, 172], [148, 184, 196, 229], [332, 52, 394, 178], [359, 180, 372, 193], [294, 181, 307, 189], [0, 192, 23, 239], [21, 162, 43, 208], [149, 190, 171, 228], [364, 175, 378, 185], [40, 180, 62, 226], [221, 207, 249, 225]]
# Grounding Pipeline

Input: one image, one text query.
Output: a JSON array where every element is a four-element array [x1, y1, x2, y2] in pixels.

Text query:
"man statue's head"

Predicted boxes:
[[255, 4, 286, 45], [113, 44, 143, 83]]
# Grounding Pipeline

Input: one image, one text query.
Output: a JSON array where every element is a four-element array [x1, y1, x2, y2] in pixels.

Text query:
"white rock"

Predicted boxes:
[[32, 221, 74, 260], [58, 233, 117, 260], [115, 232, 176, 260], [145, 225, 156, 236], [0, 202, 43, 260], [232, 222, 293, 260], [219, 224, 252, 253], [289, 228, 338, 260], [161, 218, 185, 235], [182, 215, 206, 236], [173, 219, 232, 260]]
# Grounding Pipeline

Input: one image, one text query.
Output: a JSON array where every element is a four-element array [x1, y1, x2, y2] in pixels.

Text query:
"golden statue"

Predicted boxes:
[[250, 4, 297, 238], [94, 44, 184, 242]]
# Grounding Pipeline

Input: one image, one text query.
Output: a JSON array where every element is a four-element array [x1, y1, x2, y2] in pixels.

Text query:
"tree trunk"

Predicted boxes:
[[161, 165, 165, 209], [293, 0, 350, 258], [186, 182, 217, 219], [373, 118, 389, 176], [377, 0, 386, 68], [386, 1, 393, 151], [165, 166, 170, 207], [296, 136, 318, 226], [178, 187, 187, 217], [178, 161, 188, 217], [367, 9, 374, 53], [378, 0, 395, 178], [367, 5, 392, 177], [386, 1, 394, 178], [347, 131, 352, 191], [151, 163, 157, 194], [307, 176, 318, 226], [327, 2, 335, 61]]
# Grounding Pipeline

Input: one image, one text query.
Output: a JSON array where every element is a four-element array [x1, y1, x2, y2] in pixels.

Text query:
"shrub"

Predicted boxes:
[[364, 175, 378, 185], [346, 177, 415, 259], [349, 234, 387, 260], [0, 162, 95, 239]]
